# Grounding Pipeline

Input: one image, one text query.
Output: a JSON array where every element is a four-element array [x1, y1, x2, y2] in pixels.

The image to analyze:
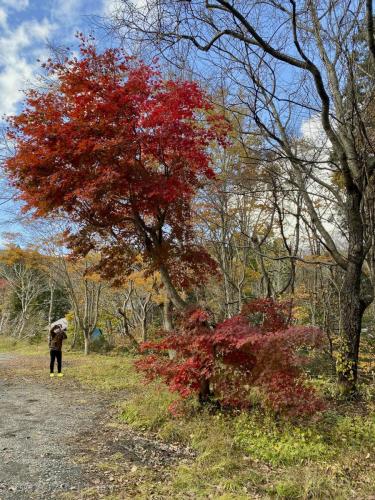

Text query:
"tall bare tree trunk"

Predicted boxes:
[[339, 265, 365, 395], [337, 188, 369, 395], [84, 334, 90, 356], [141, 317, 147, 342], [48, 279, 55, 328], [70, 315, 80, 349]]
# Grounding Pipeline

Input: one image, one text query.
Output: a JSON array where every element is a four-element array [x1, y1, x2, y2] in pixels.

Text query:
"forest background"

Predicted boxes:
[[0, 1, 375, 498]]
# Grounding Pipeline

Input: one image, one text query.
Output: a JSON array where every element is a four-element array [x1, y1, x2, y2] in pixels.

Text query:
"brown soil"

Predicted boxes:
[[0, 353, 192, 499]]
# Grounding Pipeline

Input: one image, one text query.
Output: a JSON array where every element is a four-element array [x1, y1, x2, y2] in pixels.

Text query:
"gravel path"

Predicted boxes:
[[0, 354, 113, 499], [0, 353, 193, 500]]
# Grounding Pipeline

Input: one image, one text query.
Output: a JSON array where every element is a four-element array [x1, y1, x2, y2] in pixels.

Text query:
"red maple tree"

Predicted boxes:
[[137, 299, 325, 417], [5, 36, 226, 307]]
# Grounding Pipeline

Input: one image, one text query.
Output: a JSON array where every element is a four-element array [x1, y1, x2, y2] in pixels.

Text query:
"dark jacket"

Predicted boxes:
[[49, 327, 67, 351]]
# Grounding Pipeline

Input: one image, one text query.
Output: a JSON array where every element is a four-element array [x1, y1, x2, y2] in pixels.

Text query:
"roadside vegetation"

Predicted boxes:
[[1, 337, 374, 499], [1, 2, 375, 498]]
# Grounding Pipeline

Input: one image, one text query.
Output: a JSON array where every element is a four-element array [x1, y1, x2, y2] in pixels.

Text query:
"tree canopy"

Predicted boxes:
[[5, 36, 227, 307]]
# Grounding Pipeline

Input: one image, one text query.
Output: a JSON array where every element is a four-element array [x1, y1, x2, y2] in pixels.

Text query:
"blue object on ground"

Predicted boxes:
[[91, 327, 103, 340]]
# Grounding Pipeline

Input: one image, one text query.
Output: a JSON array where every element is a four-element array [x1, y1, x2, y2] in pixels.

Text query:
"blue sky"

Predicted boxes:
[[0, 0, 122, 244], [0, 0, 120, 118], [0, 0, 322, 247]]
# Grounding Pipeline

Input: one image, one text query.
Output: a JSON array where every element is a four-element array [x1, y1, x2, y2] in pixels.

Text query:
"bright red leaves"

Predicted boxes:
[[137, 299, 325, 417], [5, 36, 226, 287]]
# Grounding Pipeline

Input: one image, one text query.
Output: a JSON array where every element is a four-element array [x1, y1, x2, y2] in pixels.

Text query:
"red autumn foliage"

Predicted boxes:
[[5, 35, 227, 289], [136, 299, 325, 417]]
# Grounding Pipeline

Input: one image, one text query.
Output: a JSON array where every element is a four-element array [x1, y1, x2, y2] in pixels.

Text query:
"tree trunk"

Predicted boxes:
[[141, 318, 147, 342], [117, 308, 139, 348], [337, 187, 369, 396], [159, 265, 186, 309], [338, 260, 365, 396], [48, 280, 55, 328], [163, 299, 173, 331], [17, 312, 26, 338], [84, 334, 90, 355], [0, 312, 8, 335], [199, 378, 212, 404], [70, 316, 80, 349], [162, 299, 176, 359]]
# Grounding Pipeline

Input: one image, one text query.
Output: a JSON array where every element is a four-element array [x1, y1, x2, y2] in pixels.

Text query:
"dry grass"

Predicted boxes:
[[1, 336, 374, 499]]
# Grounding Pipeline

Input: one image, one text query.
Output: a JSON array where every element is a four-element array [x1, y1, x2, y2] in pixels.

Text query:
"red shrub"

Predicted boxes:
[[136, 299, 325, 417]]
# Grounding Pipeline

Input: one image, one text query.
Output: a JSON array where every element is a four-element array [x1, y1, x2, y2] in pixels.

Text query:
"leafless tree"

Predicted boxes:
[[107, 0, 375, 394], [0, 259, 48, 338]]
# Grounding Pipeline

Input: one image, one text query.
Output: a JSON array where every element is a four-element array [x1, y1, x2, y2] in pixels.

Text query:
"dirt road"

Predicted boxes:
[[0, 353, 191, 500], [0, 353, 111, 499]]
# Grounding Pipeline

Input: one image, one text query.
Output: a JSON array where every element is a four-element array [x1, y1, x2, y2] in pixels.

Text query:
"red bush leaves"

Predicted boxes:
[[137, 299, 325, 417], [5, 36, 226, 288]]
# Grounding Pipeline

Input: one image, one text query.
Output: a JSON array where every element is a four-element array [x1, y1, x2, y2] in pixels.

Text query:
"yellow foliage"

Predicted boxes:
[[126, 257, 166, 304], [84, 271, 102, 283], [296, 254, 334, 268], [245, 268, 262, 281], [292, 284, 310, 301], [292, 305, 310, 323], [0, 245, 44, 269]]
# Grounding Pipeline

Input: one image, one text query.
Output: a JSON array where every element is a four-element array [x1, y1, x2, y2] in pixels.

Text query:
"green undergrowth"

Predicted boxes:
[[1, 337, 374, 498], [118, 388, 375, 498], [65, 353, 143, 392], [0, 336, 46, 355], [113, 360, 375, 498]]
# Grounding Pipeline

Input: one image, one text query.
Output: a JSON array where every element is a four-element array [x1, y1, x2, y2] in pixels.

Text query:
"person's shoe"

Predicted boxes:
[[57, 373, 64, 377], [50, 373, 54, 378]]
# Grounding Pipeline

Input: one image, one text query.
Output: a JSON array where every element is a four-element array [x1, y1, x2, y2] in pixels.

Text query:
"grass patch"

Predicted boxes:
[[108, 361, 374, 497], [234, 414, 333, 465], [107, 358, 375, 498], [1, 336, 374, 498], [65, 352, 142, 392], [0, 336, 46, 355], [120, 382, 177, 431]]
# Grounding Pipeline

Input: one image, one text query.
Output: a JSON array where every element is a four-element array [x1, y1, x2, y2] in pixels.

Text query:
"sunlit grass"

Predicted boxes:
[[1, 335, 374, 498], [65, 352, 142, 392], [0, 336, 45, 355]]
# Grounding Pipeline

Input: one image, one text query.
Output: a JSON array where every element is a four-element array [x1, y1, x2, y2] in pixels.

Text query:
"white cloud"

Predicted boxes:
[[0, 17, 56, 116], [103, 0, 147, 16], [0, 0, 29, 12], [102, 0, 121, 16], [0, 61, 33, 115], [51, 0, 83, 24], [0, 7, 7, 28], [300, 114, 329, 149]]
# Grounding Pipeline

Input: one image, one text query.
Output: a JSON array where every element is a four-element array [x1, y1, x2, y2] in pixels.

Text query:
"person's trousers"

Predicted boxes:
[[50, 349, 62, 373]]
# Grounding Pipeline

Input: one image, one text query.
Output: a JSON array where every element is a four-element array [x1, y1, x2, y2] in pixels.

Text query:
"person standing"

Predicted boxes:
[[49, 324, 67, 378]]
